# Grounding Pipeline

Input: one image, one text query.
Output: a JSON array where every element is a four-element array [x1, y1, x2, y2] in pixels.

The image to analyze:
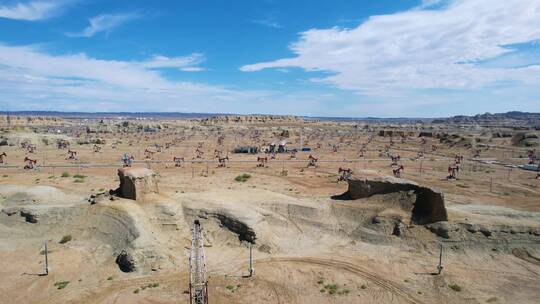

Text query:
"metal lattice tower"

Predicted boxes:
[[189, 220, 208, 304]]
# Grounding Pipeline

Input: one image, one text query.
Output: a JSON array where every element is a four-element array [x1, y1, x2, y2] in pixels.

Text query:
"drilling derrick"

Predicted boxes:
[[189, 220, 208, 304]]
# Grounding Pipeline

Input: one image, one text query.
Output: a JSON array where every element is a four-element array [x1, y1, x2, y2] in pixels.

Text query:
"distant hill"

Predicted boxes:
[[2, 111, 223, 120], [1, 111, 431, 123], [2, 111, 539, 127], [432, 111, 540, 127]]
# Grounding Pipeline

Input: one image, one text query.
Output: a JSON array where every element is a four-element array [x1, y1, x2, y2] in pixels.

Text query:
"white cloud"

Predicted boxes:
[[0, 44, 166, 87], [0, 42, 537, 116], [241, 0, 540, 96], [0, 0, 68, 21], [180, 66, 205, 72], [2, 0, 540, 116], [142, 54, 205, 71], [418, 0, 446, 9], [67, 13, 138, 37], [0, 43, 277, 113], [250, 17, 282, 29], [0, 43, 358, 115]]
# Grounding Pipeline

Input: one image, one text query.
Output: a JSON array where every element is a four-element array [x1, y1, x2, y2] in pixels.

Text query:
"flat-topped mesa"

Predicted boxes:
[[116, 167, 159, 201], [200, 115, 303, 125], [339, 175, 448, 225]]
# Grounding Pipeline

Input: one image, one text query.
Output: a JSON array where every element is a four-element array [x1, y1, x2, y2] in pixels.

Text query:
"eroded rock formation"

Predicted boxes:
[[116, 168, 159, 201], [116, 250, 136, 272], [336, 175, 448, 224]]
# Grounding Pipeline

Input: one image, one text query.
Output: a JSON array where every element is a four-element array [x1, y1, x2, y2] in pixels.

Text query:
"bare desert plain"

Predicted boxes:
[[0, 113, 539, 304]]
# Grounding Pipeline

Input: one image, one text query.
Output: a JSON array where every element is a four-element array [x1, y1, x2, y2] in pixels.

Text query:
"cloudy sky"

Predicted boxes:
[[0, 0, 539, 117]]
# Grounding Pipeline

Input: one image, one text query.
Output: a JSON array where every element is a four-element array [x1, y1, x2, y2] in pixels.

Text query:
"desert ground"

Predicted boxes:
[[0, 114, 539, 304]]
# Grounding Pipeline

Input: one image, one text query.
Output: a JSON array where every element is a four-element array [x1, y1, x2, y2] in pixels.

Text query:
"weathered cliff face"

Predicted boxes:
[[511, 132, 540, 147], [337, 175, 448, 224], [116, 168, 159, 201]]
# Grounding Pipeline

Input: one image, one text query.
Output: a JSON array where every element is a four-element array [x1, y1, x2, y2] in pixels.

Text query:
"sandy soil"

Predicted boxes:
[[0, 119, 539, 304]]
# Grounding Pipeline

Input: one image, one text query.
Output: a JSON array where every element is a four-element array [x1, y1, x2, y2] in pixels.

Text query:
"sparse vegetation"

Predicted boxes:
[[448, 283, 462, 292], [325, 284, 337, 294], [59, 235, 72, 244], [54, 281, 69, 289], [107, 276, 113, 281], [318, 283, 349, 296], [234, 173, 251, 182], [61, 172, 70, 178], [226, 284, 240, 293], [140, 282, 160, 291], [73, 174, 86, 183], [133, 288, 140, 294]]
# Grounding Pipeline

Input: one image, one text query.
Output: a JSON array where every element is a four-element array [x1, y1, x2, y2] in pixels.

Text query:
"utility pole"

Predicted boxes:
[[44, 241, 49, 275], [437, 243, 443, 275], [299, 128, 304, 152], [248, 243, 254, 277]]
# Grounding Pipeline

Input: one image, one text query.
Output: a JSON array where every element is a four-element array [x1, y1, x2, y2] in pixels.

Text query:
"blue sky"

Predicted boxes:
[[0, 0, 539, 117]]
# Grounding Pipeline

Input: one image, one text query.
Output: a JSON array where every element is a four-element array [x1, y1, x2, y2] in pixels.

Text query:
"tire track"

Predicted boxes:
[[257, 256, 426, 304], [49, 256, 424, 304]]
